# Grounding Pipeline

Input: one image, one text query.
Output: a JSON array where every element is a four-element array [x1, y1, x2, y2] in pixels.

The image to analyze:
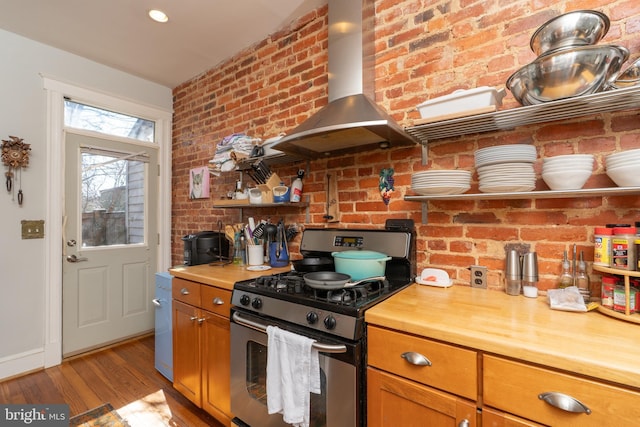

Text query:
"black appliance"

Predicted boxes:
[[182, 231, 229, 266], [230, 219, 415, 427]]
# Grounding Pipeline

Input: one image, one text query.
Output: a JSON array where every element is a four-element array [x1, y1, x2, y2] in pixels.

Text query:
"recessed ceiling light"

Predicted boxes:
[[148, 9, 169, 23]]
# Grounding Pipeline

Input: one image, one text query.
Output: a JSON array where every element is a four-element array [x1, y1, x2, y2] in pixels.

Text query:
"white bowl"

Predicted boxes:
[[543, 158, 594, 166], [543, 154, 594, 163], [606, 148, 640, 163], [542, 169, 592, 190], [543, 162, 594, 169], [606, 159, 640, 170], [543, 168, 592, 176], [606, 165, 640, 187], [542, 160, 594, 173]]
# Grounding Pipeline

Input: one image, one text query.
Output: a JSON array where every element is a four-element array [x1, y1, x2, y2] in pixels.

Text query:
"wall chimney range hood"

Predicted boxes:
[[273, 0, 418, 158]]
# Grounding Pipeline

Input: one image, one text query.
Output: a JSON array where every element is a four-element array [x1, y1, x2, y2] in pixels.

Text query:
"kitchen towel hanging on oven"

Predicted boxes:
[[266, 326, 320, 427]]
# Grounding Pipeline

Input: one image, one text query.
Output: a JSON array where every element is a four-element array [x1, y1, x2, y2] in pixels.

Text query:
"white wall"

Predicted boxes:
[[0, 28, 172, 378]]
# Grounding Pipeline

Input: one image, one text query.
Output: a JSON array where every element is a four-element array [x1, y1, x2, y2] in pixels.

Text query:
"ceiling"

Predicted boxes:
[[0, 0, 326, 88]]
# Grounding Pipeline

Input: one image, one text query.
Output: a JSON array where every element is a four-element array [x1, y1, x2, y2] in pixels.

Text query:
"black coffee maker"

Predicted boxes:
[[182, 231, 230, 265]]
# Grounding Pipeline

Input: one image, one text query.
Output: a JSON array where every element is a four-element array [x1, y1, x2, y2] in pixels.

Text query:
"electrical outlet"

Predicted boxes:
[[21, 220, 45, 239], [470, 265, 487, 288]]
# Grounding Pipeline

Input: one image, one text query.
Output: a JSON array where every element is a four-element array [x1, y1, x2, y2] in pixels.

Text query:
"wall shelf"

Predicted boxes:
[[405, 186, 640, 202], [405, 85, 640, 143], [212, 201, 309, 209], [405, 187, 640, 224]]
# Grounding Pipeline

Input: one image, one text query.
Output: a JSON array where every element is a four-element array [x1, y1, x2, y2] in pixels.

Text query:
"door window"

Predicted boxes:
[[80, 147, 149, 247]]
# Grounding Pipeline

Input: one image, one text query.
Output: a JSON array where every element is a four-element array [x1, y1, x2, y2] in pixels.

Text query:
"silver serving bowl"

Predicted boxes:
[[507, 45, 629, 105], [530, 10, 610, 56], [610, 57, 640, 89]]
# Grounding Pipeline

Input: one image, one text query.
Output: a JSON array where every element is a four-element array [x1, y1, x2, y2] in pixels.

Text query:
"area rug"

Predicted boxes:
[[70, 403, 130, 427]]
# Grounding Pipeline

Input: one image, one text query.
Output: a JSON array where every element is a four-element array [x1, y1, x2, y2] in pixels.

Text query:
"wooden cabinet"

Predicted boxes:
[[482, 407, 545, 427], [172, 277, 233, 426], [367, 325, 477, 427], [368, 325, 477, 400], [483, 355, 640, 426], [368, 367, 477, 427], [367, 324, 640, 427]]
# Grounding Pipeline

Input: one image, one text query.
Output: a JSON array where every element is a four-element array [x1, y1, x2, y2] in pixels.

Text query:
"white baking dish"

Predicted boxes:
[[417, 86, 506, 119]]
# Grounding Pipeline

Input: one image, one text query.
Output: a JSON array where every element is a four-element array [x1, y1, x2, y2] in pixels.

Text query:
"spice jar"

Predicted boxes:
[[594, 227, 613, 267], [601, 275, 617, 309], [611, 227, 637, 271], [613, 282, 637, 313]]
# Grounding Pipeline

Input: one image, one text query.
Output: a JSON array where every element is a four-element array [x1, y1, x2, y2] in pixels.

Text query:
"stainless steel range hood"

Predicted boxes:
[[273, 0, 418, 158]]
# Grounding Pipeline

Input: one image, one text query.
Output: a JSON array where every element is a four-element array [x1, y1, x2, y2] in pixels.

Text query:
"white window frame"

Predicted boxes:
[[42, 76, 172, 367]]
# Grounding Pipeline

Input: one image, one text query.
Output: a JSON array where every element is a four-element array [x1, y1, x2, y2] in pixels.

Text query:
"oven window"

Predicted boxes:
[[245, 340, 328, 426]]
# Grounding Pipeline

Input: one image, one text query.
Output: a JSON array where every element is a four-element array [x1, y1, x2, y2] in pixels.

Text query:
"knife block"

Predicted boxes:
[[256, 172, 281, 204]]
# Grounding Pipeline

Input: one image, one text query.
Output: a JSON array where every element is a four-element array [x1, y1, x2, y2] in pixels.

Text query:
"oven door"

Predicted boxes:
[[230, 309, 359, 427]]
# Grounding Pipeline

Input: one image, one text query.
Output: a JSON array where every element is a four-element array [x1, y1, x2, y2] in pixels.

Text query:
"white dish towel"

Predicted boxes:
[[266, 325, 321, 427]]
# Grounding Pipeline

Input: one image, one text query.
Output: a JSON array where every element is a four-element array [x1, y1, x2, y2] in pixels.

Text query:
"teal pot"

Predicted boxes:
[[331, 250, 391, 281]]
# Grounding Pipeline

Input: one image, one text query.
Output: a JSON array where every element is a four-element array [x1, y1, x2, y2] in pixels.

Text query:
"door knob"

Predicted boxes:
[[66, 254, 88, 263]]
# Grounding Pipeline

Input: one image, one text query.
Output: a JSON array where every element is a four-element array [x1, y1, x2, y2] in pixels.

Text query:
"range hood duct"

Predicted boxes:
[[273, 0, 418, 158]]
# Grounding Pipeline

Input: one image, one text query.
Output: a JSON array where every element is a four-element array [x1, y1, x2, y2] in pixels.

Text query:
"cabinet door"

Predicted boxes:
[[482, 407, 546, 427], [173, 300, 202, 406], [367, 367, 477, 427], [483, 355, 640, 426], [201, 310, 233, 425]]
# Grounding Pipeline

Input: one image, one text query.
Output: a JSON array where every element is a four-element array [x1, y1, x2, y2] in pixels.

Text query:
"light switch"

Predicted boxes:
[[21, 220, 45, 239]]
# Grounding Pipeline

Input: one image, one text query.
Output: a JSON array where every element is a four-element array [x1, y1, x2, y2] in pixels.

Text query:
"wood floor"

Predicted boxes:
[[0, 335, 224, 427]]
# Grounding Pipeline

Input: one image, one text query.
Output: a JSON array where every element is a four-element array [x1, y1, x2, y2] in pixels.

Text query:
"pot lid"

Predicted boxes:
[[332, 250, 389, 260]]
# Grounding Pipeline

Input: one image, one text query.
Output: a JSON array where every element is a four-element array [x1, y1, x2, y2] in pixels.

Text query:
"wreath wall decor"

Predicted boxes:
[[2, 135, 31, 205]]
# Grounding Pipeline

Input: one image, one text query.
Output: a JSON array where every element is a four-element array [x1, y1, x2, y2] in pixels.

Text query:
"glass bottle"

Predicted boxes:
[[558, 251, 574, 288], [575, 251, 590, 303]]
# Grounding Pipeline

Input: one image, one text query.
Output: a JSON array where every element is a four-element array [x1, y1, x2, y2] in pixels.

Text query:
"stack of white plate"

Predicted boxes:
[[542, 154, 594, 190], [474, 145, 537, 193], [411, 170, 472, 195], [605, 148, 640, 187]]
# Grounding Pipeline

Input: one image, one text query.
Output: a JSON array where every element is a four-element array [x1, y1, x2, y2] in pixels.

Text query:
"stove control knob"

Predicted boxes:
[[306, 311, 319, 325], [239, 295, 251, 306], [324, 315, 336, 330], [251, 297, 263, 309]]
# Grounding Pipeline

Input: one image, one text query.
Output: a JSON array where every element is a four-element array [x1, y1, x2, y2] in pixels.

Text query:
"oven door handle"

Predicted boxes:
[[232, 311, 348, 354]]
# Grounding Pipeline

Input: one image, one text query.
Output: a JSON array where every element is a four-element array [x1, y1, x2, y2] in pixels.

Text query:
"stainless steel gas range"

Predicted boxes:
[[230, 220, 415, 427]]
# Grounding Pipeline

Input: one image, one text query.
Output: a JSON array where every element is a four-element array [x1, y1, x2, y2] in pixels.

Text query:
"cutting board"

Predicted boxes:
[[413, 105, 497, 125]]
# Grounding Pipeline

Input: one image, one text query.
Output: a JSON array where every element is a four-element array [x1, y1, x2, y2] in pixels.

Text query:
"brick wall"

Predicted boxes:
[[172, 0, 640, 295]]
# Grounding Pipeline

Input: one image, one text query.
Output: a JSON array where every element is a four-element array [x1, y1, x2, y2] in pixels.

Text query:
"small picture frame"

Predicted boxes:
[[189, 167, 210, 199]]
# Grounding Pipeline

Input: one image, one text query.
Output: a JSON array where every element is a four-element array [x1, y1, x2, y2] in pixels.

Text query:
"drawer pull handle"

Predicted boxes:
[[538, 392, 592, 414], [212, 297, 224, 305], [189, 316, 198, 322], [198, 317, 206, 325], [401, 352, 432, 366], [458, 420, 470, 427], [180, 288, 190, 295]]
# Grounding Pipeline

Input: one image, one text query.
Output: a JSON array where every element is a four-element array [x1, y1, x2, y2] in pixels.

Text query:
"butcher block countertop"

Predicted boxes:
[[365, 284, 640, 390], [168, 263, 292, 290]]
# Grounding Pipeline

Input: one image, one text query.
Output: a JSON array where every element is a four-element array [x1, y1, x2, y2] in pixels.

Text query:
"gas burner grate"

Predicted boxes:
[[308, 278, 390, 306]]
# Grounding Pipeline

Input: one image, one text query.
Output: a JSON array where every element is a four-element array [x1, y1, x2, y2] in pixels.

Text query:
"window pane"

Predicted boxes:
[[65, 100, 155, 142], [81, 151, 146, 246]]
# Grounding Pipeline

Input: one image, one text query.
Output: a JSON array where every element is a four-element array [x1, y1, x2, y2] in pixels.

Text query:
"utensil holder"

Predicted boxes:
[[269, 242, 289, 267]]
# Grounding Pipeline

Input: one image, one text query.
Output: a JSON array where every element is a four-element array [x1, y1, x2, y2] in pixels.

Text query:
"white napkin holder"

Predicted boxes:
[[415, 268, 453, 287]]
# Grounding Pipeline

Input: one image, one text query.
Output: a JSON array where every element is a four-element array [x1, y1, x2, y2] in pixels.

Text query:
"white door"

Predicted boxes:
[[62, 131, 158, 356]]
